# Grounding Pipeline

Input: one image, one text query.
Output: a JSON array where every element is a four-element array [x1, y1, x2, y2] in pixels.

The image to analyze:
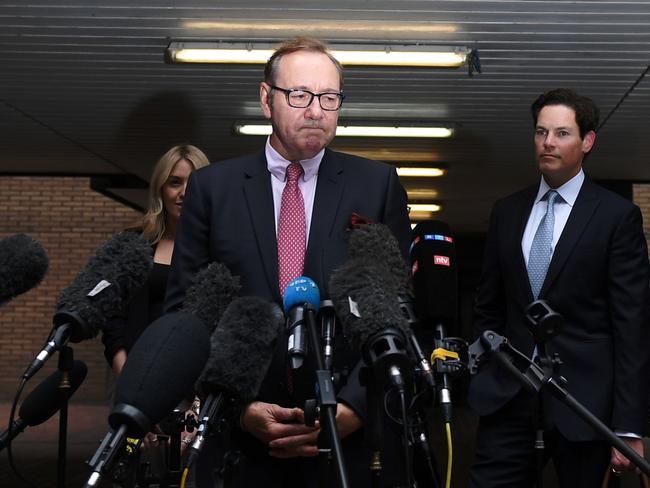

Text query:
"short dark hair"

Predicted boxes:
[[531, 88, 600, 138], [264, 37, 344, 89]]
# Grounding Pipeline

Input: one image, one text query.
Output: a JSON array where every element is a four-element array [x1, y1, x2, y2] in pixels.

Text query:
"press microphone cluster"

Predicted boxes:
[[186, 295, 284, 468], [85, 312, 210, 487], [0, 360, 87, 450], [0, 233, 49, 306], [23, 231, 153, 381]]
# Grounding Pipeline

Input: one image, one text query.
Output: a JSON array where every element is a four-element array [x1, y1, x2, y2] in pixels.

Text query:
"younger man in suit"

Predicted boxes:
[[468, 88, 650, 486]]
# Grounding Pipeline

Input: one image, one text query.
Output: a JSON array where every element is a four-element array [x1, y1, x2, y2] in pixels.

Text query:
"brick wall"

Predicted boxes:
[[634, 184, 650, 257], [0, 176, 141, 403], [1, 178, 649, 406]]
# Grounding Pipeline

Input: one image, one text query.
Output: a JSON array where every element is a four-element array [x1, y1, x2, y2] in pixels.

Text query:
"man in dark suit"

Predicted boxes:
[[165, 37, 411, 487], [468, 88, 650, 486]]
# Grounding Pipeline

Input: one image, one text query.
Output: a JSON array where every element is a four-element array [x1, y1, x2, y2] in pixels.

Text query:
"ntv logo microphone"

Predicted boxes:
[[434, 255, 451, 267]]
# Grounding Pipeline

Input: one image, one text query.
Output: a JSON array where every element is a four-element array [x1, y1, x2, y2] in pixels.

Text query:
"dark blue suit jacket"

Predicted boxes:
[[468, 177, 650, 440]]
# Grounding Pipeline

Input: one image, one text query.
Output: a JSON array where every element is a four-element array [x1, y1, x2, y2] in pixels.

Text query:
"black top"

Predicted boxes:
[[102, 261, 170, 366]]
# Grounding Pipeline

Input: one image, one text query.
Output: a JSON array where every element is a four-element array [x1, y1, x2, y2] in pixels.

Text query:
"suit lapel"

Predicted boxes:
[[242, 151, 280, 299], [304, 149, 344, 282], [540, 179, 600, 296]]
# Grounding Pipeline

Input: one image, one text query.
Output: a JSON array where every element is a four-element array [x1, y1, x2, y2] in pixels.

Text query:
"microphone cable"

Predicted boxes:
[[180, 466, 190, 488], [430, 344, 464, 488], [443, 423, 453, 488], [5, 328, 61, 488]]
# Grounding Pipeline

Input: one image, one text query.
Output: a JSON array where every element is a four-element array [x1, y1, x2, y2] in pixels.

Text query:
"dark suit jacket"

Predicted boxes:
[[468, 177, 650, 441], [165, 148, 411, 478]]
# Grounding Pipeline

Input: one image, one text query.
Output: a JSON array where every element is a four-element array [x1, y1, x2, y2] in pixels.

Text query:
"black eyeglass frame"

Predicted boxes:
[[269, 85, 345, 111]]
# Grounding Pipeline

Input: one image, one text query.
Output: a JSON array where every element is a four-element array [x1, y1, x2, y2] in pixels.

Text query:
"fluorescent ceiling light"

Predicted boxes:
[[171, 48, 274, 64], [167, 42, 470, 68], [234, 124, 453, 138], [407, 188, 439, 199], [337, 126, 453, 138], [341, 149, 440, 162], [235, 124, 272, 136], [409, 203, 442, 213], [240, 101, 449, 119], [397, 167, 446, 178]]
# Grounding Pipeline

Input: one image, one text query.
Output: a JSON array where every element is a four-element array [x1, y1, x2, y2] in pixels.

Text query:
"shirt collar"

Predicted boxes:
[[535, 169, 584, 207], [265, 136, 323, 182]]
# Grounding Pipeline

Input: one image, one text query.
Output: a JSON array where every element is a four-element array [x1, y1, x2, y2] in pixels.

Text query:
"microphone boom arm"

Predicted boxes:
[[470, 330, 650, 477]]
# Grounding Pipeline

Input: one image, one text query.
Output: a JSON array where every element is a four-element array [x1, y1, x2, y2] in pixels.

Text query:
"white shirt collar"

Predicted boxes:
[[535, 169, 584, 207]]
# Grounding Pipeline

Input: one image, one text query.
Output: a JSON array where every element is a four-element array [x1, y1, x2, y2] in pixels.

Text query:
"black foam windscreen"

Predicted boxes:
[[329, 256, 409, 355], [0, 234, 49, 305], [112, 311, 209, 436], [20, 360, 87, 426], [182, 261, 241, 334], [347, 223, 411, 291], [55, 231, 153, 342], [197, 296, 284, 403], [410, 221, 458, 324]]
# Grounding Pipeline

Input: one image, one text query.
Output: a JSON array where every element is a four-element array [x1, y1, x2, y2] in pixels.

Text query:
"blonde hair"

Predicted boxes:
[[141, 144, 209, 244]]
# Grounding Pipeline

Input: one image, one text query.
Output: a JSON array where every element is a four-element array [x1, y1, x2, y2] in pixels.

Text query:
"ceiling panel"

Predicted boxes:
[[2, 0, 650, 231]]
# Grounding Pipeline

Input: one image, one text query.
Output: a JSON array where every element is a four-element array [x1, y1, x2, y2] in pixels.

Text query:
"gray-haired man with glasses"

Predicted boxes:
[[165, 36, 411, 487]]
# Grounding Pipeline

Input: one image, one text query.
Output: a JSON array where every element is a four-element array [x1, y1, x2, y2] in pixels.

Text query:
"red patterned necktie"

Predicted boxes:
[[277, 162, 306, 296]]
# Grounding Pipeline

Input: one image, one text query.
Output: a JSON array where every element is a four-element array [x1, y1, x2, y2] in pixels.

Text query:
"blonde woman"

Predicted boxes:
[[102, 144, 209, 374]]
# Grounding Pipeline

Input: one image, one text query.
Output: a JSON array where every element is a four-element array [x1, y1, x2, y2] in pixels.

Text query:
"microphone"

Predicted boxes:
[[0, 360, 87, 450], [335, 222, 435, 389], [85, 311, 209, 487], [283, 277, 320, 370], [332, 223, 431, 486], [0, 234, 49, 305], [182, 261, 241, 334], [330, 257, 412, 393], [410, 221, 460, 423], [186, 296, 284, 467], [330, 255, 413, 482], [319, 300, 337, 372], [22, 231, 152, 381], [410, 220, 458, 333]]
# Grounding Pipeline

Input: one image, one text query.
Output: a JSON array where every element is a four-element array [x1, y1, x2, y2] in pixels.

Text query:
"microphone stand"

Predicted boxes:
[[157, 408, 187, 488], [532, 342, 560, 488], [398, 296, 440, 488], [56, 345, 73, 488], [304, 303, 350, 488], [469, 330, 650, 477]]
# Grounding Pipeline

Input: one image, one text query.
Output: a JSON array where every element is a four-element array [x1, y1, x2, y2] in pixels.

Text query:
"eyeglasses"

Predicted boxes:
[[270, 85, 345, 111]]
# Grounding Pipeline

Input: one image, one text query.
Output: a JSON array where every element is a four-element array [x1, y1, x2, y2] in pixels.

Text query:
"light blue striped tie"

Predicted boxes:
[[527, 190, 559, 300]]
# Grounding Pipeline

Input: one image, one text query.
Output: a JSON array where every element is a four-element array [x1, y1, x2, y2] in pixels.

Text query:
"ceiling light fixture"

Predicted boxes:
[[409, 203, 442, 213], [234, 123, 453, 138], [167, 41, 472, 68], [397, 167, 446, 178], [341, 149, 441, 162], [406, 188, 439, 199]]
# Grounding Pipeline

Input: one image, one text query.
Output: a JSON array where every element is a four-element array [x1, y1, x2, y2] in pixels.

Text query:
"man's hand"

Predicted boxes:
[[335, 403, 363, 439], [611, 437, 644, 473], [241, 401, 319, 458]]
